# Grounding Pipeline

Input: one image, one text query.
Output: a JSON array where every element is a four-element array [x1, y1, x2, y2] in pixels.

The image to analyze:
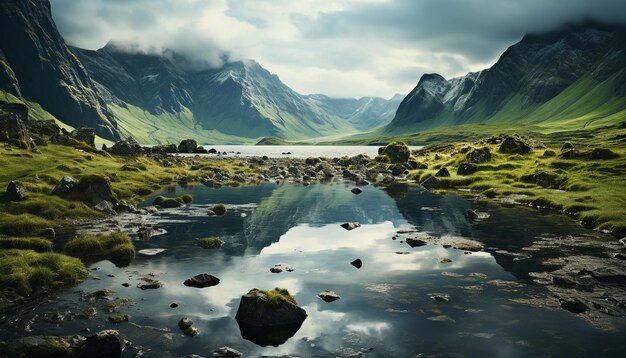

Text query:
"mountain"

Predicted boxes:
[[385, 22, 626, 133], [0, 0, 399, 144], [0, 0, 117, 139]]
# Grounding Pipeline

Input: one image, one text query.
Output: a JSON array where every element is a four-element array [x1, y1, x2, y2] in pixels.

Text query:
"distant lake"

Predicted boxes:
[[188, 145, 424, 158]]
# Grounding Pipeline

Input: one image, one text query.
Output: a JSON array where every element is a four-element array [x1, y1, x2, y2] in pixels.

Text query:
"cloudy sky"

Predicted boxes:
[[50, 0, 626, 98]]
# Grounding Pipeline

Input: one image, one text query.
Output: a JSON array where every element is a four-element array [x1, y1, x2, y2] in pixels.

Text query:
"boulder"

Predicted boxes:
[[4, 335, 71, 357], [178, 139, 198, 153], [78, 175, 116, 205], [4, 180, 27, 201], [589, 148, 619, 160], [560, 142, 575, 151], [70, 127, 95, 147], [235, 288, 307, 346], [434, 168, 450, 177], [350, 187, 363, 195], [498, 136, 531, 154], [178, 318, 194, 330], [406, 238, 427, 248], [316, 162, 335, 178], [93, 200, 116, 214], [421, 175, 442, 188], [28, 119, 60, 136], [52, 176, 77, 196], [467, 147, 492, 163], [0, 101, 28, 122], [390, 163, 411, 176], [457, 162, 478, 176], [0, 112, 32, 149], [213, 346, 243, 357], [75, 330, 125, 358], [379, 141, 410, 163], [109, 137, 143, 156], [183, 273, 220, 288], [318, 291, 341, 302], [49, 133, 72, 145], [559, 149, 577, 159]]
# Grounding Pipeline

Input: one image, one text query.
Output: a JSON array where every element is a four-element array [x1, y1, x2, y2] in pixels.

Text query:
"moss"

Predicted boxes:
[[198, 237, 224, 249], [260, 287, 297, 306], [42, 336, 70, 355], [153, 194, 193, 208], [380, 141, 410, 163], [0, 213, 54, 236], [82, 307, 97, 319], [64, 232, 135, 267], [0, 250, 88, 296], [180, 194, 193, 204], [104, 298, 131, 312], [0, 237, 52, 252], [211, 204, 227, 215]]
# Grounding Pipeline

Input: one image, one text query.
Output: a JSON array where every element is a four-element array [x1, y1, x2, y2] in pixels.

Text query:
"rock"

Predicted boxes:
[[350, 258, 363, 268], [109, 137, 143, 156], [193, 146, 208, 154], [452, 240, 483, 252], [498, 136, 532, 154], [114, 200, 138, 213], [41, 227, 56, 240], [439, 258, 452, 264], [5, 335, 71, 357], [429, 293, 450, 302], [390, 163, 411, 176], [560, 149, 577, 159], [76, 330, 125, 358], [270, 267, 283, 273], [340, 222, 361, 231], [108, 314, 130, 324], [559, 297, 590, 314], [183, 273, 220, 288], [70, 127, 95, 147], [213, 346, 243, 357], [0, 112, 32, 149], [406, 238, 427, 248], [183, 326, 200, 337], [93, 200, 116, 214], [138, 281, 163, 290], [421, 175, 442, 188], [178, 318, 194, 330], [136, 226, 153, 241], [235, 288, 307, 328], [589, 148, 619, 160], [52, 176, 77, 196], [170, 303, 178, 308], [435, 168, 450, 177], [78, 175, 116, 205], [380, 142, 410, 163], [316, 162, 335, 177], [560, 142, 574, 151], [466, 210, 490, 221], [619, 237, 626, 247], [178, 139, 198, 153], [4, 180, 27, 201], [457, 162, 478, 176], [318, 291, 340, 302], [468, 147, 492, 163], [28, 119, 60, 137], [351, 187, 363, 195], [427, 315, 456, 324]]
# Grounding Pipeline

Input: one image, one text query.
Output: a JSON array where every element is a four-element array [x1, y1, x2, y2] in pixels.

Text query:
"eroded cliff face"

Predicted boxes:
[[0, 0, 117, 138]]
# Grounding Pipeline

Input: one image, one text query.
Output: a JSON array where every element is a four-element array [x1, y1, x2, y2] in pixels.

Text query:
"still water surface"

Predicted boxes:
[[1, 182, 624, 357], [193, 145, 423, 158]]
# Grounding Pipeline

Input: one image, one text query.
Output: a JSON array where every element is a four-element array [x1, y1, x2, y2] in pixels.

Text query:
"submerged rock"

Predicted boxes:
[[184, 274, 220, 288], [406, 238, 427, 248], [351, 187, 363, 195]]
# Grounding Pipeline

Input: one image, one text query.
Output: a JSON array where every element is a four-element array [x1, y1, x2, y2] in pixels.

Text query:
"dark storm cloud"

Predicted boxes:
[[48, 0, 626, 97]]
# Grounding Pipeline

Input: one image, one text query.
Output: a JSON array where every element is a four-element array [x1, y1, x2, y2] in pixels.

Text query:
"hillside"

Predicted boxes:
[[385, 22, 626, 134]]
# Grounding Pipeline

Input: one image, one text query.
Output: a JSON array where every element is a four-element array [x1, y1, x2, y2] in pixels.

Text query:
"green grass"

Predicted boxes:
[[64, 232, 136, 267], [0, 213, 54, 236], [0, 249, 89, 296], [197, 237, 224, 249], [259, 287, 297, 306], [0, 237, 52, 252], [406, 127, 626, 237]]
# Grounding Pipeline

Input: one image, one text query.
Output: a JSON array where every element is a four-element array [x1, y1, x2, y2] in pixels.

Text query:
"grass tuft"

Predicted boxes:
[[64, 232, 135, 267]]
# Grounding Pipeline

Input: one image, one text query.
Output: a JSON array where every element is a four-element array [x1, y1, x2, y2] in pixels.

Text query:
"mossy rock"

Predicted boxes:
[[198, 237, 224, 249], [211, 204, 227, 215], [64, 232, 135, 267], [379, 141, 410, 163]]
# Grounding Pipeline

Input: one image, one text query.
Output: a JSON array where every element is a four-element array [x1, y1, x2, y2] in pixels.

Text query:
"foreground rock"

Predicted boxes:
[[183, 273, 220, 288], [235, 288, 307, 347], [379, 141, 410, 163], [108, 137, 143, 156], [340, 222, 361, 231], [0, 111, 32, 149], [4, 329, 125, 358], [52, 176, 77, 196]]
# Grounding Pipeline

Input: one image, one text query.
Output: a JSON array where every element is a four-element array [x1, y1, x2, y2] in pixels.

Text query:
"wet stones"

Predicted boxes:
[[341, 222, 361, 231], [178, 317, 200, 337], [183, 273, 220, 288], [405, 238, 427, 248], [4, 180, 27, 201], [351, 187, 363, 195], [213, 346, 243, 357], [270, 264, 294, 273], [318, 291, 341, 302]]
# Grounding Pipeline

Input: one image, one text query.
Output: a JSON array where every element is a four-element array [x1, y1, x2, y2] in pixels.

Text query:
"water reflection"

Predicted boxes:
[[1, 182, 624, 357]]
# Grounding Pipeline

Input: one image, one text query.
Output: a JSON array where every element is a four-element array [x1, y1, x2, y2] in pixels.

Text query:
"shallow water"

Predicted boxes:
[[1, 182, 625, 357], [188, 145, 422, 158]]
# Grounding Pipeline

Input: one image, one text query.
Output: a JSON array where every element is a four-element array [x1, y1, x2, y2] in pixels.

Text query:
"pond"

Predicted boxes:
[[1, 182, 624, 357]]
